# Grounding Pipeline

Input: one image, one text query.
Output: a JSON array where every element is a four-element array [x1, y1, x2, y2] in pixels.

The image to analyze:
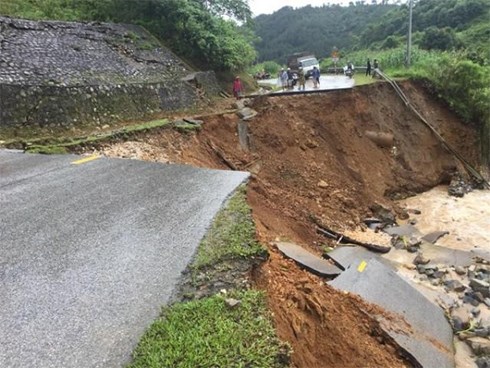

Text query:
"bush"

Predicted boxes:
[[249, 60, 282, 76]]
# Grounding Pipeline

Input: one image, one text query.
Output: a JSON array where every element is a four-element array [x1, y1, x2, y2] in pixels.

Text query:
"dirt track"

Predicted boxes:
[[98, 81, 479, 367]]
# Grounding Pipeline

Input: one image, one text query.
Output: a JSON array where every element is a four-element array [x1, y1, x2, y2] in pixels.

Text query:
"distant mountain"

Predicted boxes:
[[253, 3, 397, 63], [254, 0, 490, 63]]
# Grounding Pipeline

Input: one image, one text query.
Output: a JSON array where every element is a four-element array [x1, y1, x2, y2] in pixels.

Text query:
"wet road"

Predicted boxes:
[[0, 150, 248, 367], [257, 74, 355, 93]]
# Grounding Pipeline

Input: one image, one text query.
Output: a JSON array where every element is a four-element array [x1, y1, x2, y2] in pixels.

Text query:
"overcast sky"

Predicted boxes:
[[249, 0, 354, 16]]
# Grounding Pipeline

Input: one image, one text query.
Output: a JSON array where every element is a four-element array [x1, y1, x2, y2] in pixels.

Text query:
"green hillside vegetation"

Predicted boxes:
[[0, 0, 256, 71], [254, 0, 489, 64], [359, 0, 490, 61], [254, 3, 398, 63]]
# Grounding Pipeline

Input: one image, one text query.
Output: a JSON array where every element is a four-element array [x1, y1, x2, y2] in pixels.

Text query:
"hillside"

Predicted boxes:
[[254, 3, 397, 63], [254, 0, 490, 63]]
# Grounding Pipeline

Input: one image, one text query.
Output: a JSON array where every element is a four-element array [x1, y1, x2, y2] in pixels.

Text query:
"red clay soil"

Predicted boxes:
[[98, 80, 479, 368]]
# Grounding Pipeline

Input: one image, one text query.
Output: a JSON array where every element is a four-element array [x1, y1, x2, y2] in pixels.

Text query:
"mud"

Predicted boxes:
[[95, 81, 480, 367]]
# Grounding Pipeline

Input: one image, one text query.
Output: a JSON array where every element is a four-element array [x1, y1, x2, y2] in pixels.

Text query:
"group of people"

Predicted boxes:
[[279, 68, 296, 90], [365, 58, 379, 77], [233, 57, 382, 99], [278, 66, 321, 91]]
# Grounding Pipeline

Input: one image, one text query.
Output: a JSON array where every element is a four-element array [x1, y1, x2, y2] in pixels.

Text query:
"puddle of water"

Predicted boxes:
[[399, 186, 490, 253], [257, 75, 355, 92]]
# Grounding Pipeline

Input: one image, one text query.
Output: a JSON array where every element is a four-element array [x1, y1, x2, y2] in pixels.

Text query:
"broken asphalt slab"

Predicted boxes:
[[328, 247, 454, 368], [422, 230, 450, 244], [276, 242, 342, 277], [0, 150, 249, 368]]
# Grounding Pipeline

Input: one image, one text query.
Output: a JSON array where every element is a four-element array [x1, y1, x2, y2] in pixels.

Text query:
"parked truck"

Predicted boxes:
[[287, 52, 320, 79]]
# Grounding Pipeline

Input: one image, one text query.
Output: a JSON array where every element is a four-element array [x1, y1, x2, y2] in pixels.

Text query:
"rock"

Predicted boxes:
[[452, 308, 471, 327], [451, 316, 466, 332], [225, 298, 241, 309], [485, 298, 490, 307], [317, 180, 329, 189], [237, 107, 258, 120], [474, 292, 486, 303], [434, 271, 446, 279], [426, 269, 435, 277], [474, 327, 488, 337], [467, 337, 490, 355], [403, 263, 416, 271], [365, 131, 394, 148], [413, 253, 430, 265], [369, 203, 396, 225], [471, 308, 481, 317], [407, 246, 419, 253], [455, 266, 466, 275], [445, 280, 466, 292], [407, 208, 421, 215], [463, 295, 475, 304], [392, 237, 405, 250], [305, 140, 318, 149], [470, 278, 490, 297], [408, 236, 421, 247], [102, 124, 110, 129], [417, 264, 427, 274], [476, 356, 490, 368]]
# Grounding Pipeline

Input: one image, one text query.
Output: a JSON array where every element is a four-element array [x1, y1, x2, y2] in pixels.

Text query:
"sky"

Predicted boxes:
[[249, 0, 354, 16]]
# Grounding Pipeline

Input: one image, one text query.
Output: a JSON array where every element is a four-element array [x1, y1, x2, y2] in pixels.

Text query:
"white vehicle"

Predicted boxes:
[[297, 56, 320, 78], [287, 53, 320, 79]]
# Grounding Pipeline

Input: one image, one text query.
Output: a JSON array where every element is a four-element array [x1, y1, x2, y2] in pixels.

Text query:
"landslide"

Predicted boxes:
[[98, 80, 479, 367]]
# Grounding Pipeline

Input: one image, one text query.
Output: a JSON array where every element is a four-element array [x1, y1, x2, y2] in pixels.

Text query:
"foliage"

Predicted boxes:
[[0, 0, 256, 71], [420, 27, 459, 51], [192, 185, 265, 270], [359, 0, 490, 47], [253, 3, 398, 63], [129, 290, 289, 368], [381, 35, 400, 49], [249, 60, 282, 76]]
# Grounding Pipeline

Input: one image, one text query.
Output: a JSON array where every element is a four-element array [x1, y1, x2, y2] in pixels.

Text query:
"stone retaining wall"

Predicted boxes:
[[0, 17, 220, 127]]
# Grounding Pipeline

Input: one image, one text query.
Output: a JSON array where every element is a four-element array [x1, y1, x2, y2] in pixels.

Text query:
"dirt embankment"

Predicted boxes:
[[98, 81, 479, 367]]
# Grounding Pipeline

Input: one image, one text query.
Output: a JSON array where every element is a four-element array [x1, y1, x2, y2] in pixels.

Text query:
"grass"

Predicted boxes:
[[129, 290, 288, 368], [192, 185, 266, 270], [128, 186, 288, 368], [354, 74, 376, 86], [5, 119, 171, 153]]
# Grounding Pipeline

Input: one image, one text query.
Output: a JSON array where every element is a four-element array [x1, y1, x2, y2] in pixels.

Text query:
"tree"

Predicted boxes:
[[420, 27, 458, 50]]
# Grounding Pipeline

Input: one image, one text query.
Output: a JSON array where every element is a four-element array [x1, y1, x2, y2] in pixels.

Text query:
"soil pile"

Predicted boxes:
[[97, 81, 479, 367]]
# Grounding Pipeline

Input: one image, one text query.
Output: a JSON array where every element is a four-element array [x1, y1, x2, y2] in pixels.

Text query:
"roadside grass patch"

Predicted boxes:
[[129, 186, 289, 367], [129, 290, 288, 368], [25, 145, 68, 154], [192, 185, 266, 270], [354, 74, 376, 86], [18, 119, 170, 153]]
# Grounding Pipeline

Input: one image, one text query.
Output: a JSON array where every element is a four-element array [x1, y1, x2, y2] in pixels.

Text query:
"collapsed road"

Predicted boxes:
[[0, 150, 248, 367]]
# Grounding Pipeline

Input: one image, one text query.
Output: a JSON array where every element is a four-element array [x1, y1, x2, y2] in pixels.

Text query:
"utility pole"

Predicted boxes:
[[407, 0, 413, 67]]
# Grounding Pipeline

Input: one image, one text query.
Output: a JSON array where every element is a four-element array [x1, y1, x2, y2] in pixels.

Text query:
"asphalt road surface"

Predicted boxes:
[[0, 150, 248, 368], [257, 74, 355, 93]]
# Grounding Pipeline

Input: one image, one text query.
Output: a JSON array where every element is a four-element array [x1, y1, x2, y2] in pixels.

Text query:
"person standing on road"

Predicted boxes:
[[372, 59, 380, 78], [366, 58, 371, 76], [280, 68, 288, 90], [286, 68, 294, 89], [312, 66, 320, 88], [297, 67, 306, 91], [232, 76, 243, 99]]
